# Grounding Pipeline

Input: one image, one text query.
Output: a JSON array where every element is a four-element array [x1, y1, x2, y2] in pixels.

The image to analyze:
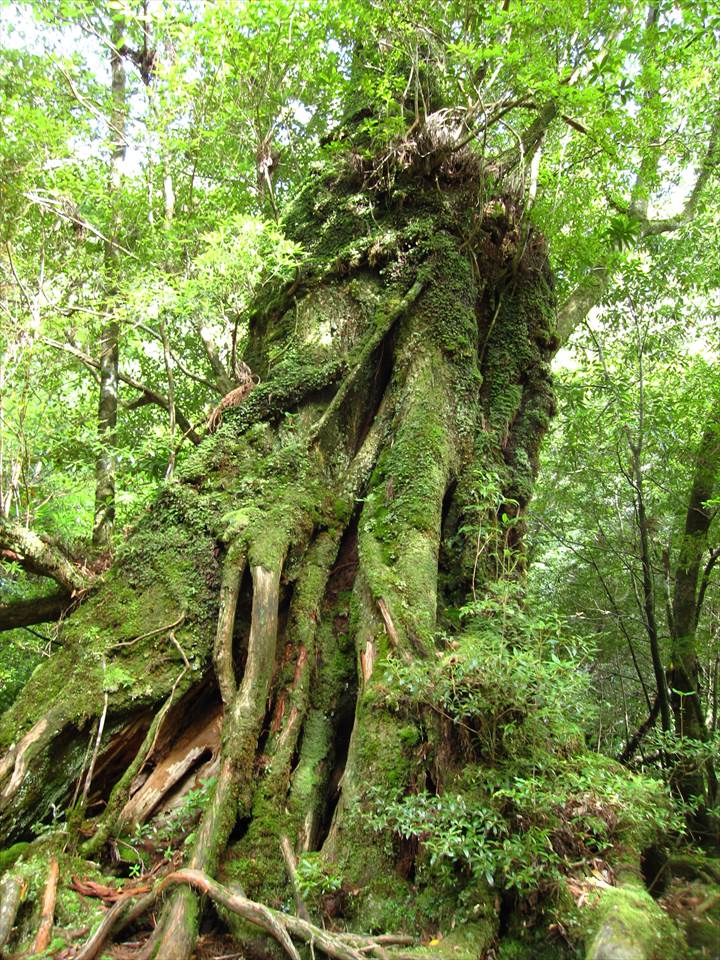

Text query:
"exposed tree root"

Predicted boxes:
[[154, 563, 284, 958], [213, 545, 246, 706], [77, 869, 414, 960], [281, 834, 311, 922]]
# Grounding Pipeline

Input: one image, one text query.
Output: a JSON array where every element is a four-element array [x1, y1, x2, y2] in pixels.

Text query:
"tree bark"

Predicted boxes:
[[668, 402, 720, 834], [0, 130, 557, 957], [0, 517, 87, 594], [0, 592, 71, 632], [92, 15, 127, 549]]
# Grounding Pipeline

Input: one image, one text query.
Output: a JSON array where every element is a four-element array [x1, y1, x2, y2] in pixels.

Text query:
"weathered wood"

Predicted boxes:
[[118, 703, 222, 828], [32, 856, 59, 953], [280, 834, 311, 921], [0, 872, 24, 956]]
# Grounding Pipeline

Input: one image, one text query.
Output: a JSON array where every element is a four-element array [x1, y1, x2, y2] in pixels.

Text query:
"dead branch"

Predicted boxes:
[[0, 872, 24, 955], [81, 692, 109, 807], [32, 856, 59, 953], [280, 834, 311, 921], [23, 191, 137, 259]]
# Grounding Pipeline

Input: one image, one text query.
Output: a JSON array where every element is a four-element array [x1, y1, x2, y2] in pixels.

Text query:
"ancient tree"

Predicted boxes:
[[0, 119, 561, 955], [1, 2, 718, 957]]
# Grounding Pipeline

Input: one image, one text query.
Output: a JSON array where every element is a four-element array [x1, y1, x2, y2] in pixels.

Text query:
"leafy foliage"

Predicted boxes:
[[369, 593, 684, 898]]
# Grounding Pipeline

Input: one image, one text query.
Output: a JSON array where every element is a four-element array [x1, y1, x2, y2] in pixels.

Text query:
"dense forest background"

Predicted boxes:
[[1, 1, 720, 958]]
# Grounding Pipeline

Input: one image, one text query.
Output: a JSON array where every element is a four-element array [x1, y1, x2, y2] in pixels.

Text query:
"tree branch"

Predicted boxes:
[[695, 545, 720, 629], [195, 322, 234, 395], [42, 337, 201, 445], [0, 518, 88, 593], [640, 109, 720, 235], [0, 592, 72, 632]]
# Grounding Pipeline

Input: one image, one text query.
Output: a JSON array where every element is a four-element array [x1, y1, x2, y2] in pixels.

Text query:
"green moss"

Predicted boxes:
[[497, 933, 573, 960], [397, 922, 498, 960], [0, 841, 29, 873], [583, 878, 686, 960]]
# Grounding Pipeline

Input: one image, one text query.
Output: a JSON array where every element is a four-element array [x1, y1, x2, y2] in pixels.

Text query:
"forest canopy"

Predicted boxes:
[[0, 1, 719, 959]]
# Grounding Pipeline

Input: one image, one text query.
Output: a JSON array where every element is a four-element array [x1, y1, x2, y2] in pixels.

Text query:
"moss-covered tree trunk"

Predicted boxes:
[[0, 142, 557, 956], [668, 403, 720, 846]]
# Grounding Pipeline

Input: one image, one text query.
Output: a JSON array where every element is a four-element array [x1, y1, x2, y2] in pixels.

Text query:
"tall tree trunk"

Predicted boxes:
[[0, 135, 557, 956], [92, 15, 126, 549], [669, 402, 720, 840]]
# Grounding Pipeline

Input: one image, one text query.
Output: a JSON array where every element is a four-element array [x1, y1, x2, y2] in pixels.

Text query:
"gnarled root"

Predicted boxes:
[[77, 869, 413, 960], [154, 562, 284, 959]]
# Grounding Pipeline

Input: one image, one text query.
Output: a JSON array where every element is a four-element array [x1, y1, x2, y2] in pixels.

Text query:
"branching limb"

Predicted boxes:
[[556, 266, 610, 345], [0, 591, 72, 632], [695, 545, 720, 629], [557, 104, 720, 342], [42, 336, 201, 444], [639, 109, 720, 236], [618, 696, 660, 765]]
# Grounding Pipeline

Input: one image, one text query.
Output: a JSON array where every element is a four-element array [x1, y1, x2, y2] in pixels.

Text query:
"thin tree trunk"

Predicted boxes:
[[92, 15, 126, 549], [627, 339, 672, 733]]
